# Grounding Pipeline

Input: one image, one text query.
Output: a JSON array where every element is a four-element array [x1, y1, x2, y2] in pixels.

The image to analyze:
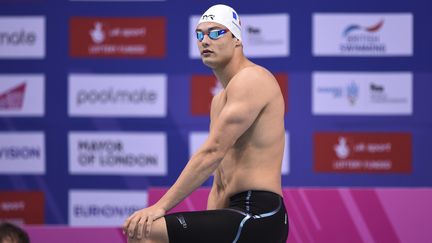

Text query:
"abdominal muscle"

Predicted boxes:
[[211, 144, 284, 209]]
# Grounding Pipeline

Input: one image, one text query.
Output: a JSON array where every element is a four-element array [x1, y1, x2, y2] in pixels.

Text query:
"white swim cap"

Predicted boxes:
[[197, 4, 242, 41]]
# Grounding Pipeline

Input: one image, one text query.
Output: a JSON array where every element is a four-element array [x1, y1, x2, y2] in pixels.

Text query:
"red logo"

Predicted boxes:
[[0, 83, 26, 110], [190, 73, 288, 115], [70, 17, 166, 58], [314, 132, 412, 173], [0, 191, 44, 224]]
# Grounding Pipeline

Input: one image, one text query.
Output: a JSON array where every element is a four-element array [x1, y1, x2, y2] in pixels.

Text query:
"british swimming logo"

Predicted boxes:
[[341, 19, 386, 54], [343, 20, 384, 37]]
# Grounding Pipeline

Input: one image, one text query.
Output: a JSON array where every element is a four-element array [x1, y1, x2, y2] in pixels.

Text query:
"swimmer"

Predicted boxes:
[[123, 4, 289, 243]]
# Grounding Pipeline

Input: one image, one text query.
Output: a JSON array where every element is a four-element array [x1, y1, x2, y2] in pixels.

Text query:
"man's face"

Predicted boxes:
[[195, 22, 237, 68]]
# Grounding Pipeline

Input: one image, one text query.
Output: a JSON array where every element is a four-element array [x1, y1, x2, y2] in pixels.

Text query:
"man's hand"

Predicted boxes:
[[122, 205, 166, 240]]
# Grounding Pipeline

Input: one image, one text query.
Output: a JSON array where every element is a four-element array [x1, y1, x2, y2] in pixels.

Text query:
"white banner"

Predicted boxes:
[[312, 72, 413, 115], [189, 14, 289, 58], [0, 74, 45, 116], [69, 190, 147, 226], [313, 13, 413, 56], [189, 131, 290, 174], [68, 74, 167, 117], [0, 132, 45, 174], [69, 132, 167, 175], [0, 16, 45, 59]]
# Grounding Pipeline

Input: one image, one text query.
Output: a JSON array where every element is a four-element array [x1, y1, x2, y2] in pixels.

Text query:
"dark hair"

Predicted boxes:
[[0, 222, 30, 243]]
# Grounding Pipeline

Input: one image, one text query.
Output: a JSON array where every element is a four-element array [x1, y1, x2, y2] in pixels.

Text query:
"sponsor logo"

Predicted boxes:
[[190, 73, 288, 115], [0, 192, 44, 224], [313, 72, 412, 115], [315, 81, 359, 105], [69, 132, 167, 175], [0, 132, 45, 174], [76, 87, 157, 105], [0, 83, 26, 109], [69, 190, 147, 226], [340, 20, 386, 53], [70, 17, 166, 58], [201, 14, 215, 21], [0, 74, 45, 116], [68, 74, 166, 117], [189, 132, 290, 174], [190, 14, 289, 58], [176, 215, 188, 229], [313, 13, 413, 56], [343, 19, 384, 36], [0, 17, 45, 59], [314, 132, 412, 172]]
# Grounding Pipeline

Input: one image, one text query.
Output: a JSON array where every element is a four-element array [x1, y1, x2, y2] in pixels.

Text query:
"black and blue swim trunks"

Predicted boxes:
[[164, 190, 289, 243]]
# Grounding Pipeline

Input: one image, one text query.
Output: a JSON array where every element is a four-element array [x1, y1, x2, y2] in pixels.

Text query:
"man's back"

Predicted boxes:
[[209, 64, 286, 208]]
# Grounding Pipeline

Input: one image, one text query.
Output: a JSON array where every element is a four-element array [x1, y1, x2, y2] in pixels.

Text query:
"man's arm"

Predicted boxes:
[[207, 94, 221, 210], [123, 69, 268, 239], [157, 71, 269, 212]]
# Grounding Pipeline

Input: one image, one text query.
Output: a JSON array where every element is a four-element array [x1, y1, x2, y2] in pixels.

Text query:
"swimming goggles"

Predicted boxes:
[[196, 29, 229, 41]]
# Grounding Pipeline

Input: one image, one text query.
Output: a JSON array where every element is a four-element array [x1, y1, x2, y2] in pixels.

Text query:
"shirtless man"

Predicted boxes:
[[123, 4, 289, 243]]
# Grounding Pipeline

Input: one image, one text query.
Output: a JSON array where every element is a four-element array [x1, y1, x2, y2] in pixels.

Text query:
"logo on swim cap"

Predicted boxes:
[[202, 14, 215, 21]]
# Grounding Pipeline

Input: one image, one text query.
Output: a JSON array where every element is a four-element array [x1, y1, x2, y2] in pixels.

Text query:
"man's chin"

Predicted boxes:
[[202, 59, 217, 69]]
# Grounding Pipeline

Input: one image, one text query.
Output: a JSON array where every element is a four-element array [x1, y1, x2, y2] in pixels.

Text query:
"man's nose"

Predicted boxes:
[[201, 34, 211, 46]]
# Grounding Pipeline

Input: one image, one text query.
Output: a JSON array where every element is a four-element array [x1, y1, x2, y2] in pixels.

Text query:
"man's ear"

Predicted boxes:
[[235, 38, 242, 47]]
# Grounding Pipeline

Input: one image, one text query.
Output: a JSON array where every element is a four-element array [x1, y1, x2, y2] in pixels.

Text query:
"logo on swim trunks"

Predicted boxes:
[[176, 215, 188, 229]]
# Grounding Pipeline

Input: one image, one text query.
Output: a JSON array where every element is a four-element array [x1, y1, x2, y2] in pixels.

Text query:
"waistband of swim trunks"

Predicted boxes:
[[228, 190, 284, 214], [230, 190, 283, 201]]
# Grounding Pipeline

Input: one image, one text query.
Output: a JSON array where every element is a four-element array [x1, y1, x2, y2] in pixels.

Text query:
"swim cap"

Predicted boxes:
[[197, 4, 242, 41]]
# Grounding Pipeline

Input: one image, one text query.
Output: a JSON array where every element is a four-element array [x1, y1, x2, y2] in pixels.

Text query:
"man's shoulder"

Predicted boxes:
[[229, 65, 276, 91], [236, 65, 273, 80]]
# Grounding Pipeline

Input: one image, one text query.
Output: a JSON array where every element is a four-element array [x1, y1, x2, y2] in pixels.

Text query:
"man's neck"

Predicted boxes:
[[212, 54, 250, 88]]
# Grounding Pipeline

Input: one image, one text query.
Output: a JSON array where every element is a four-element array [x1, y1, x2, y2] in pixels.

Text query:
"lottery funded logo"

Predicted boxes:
[[314, 132, 412, 172], [70, 17, 166, 58]]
